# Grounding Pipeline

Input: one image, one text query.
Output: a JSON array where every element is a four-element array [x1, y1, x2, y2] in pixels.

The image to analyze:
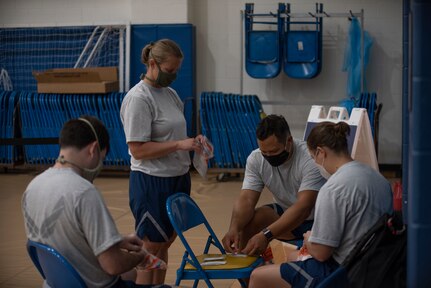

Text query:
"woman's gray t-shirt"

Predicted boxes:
[[120, 80, 190, 177], [309, 161, 393, 264]]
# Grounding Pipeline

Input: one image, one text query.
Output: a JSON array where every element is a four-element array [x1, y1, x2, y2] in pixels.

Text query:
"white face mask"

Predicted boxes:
[[56, 118, 104, 183], [81, 153, 103, 183], [315, 150, 331, 179], [57, 153, 102, 183]]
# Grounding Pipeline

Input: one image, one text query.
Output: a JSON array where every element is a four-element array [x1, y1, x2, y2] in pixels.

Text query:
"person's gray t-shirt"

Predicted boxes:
[[22, 168, 122, 288], [120, 80, 190, 177], [242, 139, 326, 219], [309, 161, 393, 264]]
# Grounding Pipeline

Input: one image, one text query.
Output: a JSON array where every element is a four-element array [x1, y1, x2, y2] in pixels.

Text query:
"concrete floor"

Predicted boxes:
[[0, 169, 273, 288]]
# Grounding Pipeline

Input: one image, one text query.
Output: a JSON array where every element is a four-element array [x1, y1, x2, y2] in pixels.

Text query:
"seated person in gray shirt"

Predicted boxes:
[[248, 121, 393, 288], [22, 116, 168, 288], [222, 115, 326, 256]]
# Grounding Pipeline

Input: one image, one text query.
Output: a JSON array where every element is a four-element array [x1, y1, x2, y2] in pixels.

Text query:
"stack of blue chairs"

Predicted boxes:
[[16, 92, 129, 167], [358, 92, 378, 137], [200, 92, 263, 169], [0, 91, 19, 164]]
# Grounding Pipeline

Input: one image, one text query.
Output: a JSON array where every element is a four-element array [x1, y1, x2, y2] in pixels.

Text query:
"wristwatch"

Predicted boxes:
[[262, 227, 274, 241]]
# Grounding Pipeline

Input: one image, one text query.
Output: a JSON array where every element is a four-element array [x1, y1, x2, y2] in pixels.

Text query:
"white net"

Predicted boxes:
[[0, 25, 126, 91], [0, 69, 13, 91]]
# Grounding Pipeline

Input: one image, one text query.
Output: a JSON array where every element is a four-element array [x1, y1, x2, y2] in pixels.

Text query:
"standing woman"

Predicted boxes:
[[120, 39, 202, 285]]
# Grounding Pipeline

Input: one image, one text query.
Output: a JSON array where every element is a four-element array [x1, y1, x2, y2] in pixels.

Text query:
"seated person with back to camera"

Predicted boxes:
[[22, 116, 169, 288]]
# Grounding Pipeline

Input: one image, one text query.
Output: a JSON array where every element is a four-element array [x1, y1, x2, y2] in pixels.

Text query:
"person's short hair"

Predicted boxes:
[[141, 39, 184, 66], [306, 121, 350, 154], [256, 114, 291, 144], [59, 115, 109, 153]]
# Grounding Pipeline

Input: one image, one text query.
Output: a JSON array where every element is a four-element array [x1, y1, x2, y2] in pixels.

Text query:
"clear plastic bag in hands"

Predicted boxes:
[[193, 136, 214, 178], [196, 135, 214, 160]]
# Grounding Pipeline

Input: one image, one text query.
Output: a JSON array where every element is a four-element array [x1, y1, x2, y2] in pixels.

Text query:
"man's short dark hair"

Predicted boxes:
[[59, 115, 110, 153], [256, 114, 291, 143]]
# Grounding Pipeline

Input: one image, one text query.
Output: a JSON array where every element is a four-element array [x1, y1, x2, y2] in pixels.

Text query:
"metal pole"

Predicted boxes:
[[125, 22, 131, 91], [360, 9, 364, 94], [74, 26, 99, 68], [409, 0, 431, 286], [402, 0, 410, 224], [240, 10, 244, 95], [119, 27, 125, 92], [84, 27, 108, 68]]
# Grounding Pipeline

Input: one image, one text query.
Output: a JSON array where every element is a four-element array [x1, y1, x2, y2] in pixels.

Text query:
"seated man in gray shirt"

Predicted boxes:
[[22, 116, 167, 288], [222, 115, 326, 256]]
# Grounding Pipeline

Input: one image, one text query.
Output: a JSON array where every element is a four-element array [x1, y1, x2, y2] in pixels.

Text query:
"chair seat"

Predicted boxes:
[[179, 256, 263, 282], [184, 254, 260, 270]]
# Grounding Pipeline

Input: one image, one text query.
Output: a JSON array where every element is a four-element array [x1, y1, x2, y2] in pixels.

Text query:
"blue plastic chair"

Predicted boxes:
[[316, 266, 349, 288], [166, 193, 264, 288], [283, 3, 323, 79], [26, 239, 87, 288], [244, 3, 286, 79]]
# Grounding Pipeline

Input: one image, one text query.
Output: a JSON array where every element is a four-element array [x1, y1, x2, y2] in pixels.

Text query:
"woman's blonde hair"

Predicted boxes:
[[141, 39, 183, 66]]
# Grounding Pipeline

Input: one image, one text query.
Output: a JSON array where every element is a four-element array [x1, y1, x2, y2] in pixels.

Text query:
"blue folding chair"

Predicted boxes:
[[283, 3, 324, 79], [316, 266, 348, 288], [166, 193, 264, 288], [244, 3, 286, 79], [26, 239, 87, 288]]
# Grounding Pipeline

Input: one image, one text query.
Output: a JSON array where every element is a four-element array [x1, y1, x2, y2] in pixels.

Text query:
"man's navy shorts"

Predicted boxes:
[[265, 203, 314, 239]]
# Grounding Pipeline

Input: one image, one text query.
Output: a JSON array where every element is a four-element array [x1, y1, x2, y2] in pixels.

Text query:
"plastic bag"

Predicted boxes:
[[193, 136, 214, 178]]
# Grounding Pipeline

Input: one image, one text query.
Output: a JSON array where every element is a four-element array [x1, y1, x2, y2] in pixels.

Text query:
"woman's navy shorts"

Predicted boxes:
[[129, 171, 191, 242]]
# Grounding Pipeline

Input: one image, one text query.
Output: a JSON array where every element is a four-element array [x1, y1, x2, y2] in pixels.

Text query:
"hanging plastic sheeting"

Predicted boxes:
[[342, 17, 373, 101]]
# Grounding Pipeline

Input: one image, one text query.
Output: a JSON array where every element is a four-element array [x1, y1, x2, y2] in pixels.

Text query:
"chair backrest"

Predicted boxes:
[[166, 193, 225, 254], [167, 192, 207, 231], [26, 239, 87, 288]]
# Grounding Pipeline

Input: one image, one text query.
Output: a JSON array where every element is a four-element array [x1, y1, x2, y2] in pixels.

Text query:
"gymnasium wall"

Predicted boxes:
[[0, 0, 403, 164]]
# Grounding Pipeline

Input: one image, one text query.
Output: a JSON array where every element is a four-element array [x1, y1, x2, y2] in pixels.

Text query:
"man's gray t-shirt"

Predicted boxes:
[[22, 168, 122, 288], [242, 139, 326, 219], [120, 80, 190, 177], [309, 161, 393, 264]]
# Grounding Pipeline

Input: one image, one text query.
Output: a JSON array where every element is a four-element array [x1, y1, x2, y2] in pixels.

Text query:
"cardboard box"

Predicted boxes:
[[33, 67, 119, 94]]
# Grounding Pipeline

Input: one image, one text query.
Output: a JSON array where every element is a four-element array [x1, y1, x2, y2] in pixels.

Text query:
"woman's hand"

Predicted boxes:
[[177, 134, 205, 152], [177, 138, 199, 151]]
